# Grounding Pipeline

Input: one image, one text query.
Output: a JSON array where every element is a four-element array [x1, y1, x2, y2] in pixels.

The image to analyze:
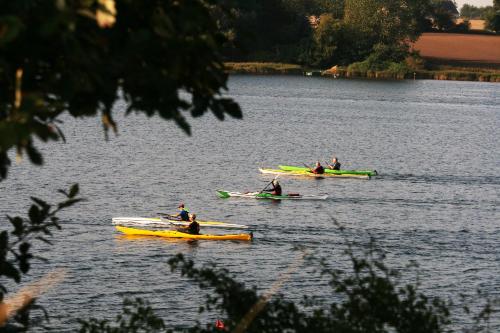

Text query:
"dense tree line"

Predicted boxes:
[[486, 0, 500, 32], [459, 2, 500, 33], [460, 4, 493, 19], [218, 0, 499, 71]]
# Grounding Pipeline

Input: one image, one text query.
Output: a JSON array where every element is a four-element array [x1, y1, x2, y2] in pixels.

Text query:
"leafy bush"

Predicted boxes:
[[449, 20, 471, 32], [78, 236, 499, 333], [485, 10, 500, 32], [386, 62, 411, 76], [0, 185, 82, 329], [405, 53, 426, 71], [224, 62, 303, 74], [162, 243, 454, 333], [79, 298, 166, 333]]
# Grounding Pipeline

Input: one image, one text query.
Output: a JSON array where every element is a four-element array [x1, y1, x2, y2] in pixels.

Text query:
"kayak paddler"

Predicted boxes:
[[263, 179, 282, 196], [327, 157, 341, 170], [178, 213, 200, 234], [175, 203, 190, 221], [312, 161, 325, 174]]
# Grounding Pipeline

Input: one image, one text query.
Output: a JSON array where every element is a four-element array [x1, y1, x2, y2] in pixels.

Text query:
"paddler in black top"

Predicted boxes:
[[267, 179, 282, 196], [312, 161, 325, 174], [178, 213, 200, 234], [327, 157, 341, 170]]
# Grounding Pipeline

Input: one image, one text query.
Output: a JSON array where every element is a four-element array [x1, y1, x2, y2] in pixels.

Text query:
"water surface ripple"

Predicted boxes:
[[1, 76, 499, 331]]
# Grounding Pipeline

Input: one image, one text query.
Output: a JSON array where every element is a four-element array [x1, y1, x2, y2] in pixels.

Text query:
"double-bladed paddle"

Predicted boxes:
[[260, 175, 279, 193], [303, 163, 313, 172], [157, 213, 180, 221]]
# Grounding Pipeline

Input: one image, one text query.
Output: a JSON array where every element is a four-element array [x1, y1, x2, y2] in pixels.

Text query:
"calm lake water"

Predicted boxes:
[[1, 76, 499, 331]]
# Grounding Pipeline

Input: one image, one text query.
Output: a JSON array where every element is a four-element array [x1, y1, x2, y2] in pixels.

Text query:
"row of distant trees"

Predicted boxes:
[[460, 4, 492, 19], [216, 0, 499, 69], [460, 1, 500, 32], [487, 0, 500, 31]]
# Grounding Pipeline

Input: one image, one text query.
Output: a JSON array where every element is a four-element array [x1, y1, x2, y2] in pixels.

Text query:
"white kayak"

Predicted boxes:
[[217, 190, 328, 200], [112, 216, 249, 229]]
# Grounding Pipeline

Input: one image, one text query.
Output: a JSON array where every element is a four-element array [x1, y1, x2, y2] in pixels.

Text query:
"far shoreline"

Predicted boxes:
[[225, 62, 500, 83]]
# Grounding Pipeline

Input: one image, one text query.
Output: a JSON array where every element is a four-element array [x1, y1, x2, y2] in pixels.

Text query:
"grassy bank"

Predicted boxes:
[[414, 70, 500, 82], [225, 62, 500, 82], [224, 62, 303, 75], [325, 66, 500, 82]]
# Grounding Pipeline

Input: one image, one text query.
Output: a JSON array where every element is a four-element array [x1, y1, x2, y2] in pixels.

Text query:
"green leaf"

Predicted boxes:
[[8, 216, 24, 236], [31, 196, 50, 209], [28, 205, 41, 224], [217, 98, 243, 119], [57, 189, 68, 196], [69, 183, 79, 198], [2, 261, 21, 282], [0, 230, 8, 250], [26, 143, 43, 165], [0, 16, 24, 46], [57, 198, 83, 209], [0, 152, 11, 180], [173, 114, 191, 136], [19, 242, 30, 254]]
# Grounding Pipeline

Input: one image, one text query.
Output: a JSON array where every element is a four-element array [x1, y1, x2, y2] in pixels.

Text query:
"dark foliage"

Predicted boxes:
[[430, 0, 459, 31], [460, 4, 493, 20], [78, 298, 166, 333], [0, 184, 81, 330], [485, 1, 500, 32], [0, 0, 242, 181], [164, 244, 454, 333], [74, 244, 499, 332], [216, 0, 313, 63], [0, 1, 243, 329], [217, 0, 436, 67]]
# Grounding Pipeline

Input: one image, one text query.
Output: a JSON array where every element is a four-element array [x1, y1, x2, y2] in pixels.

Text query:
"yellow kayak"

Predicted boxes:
[[259, 168, 370, 179], [115, 226, 253, 241]]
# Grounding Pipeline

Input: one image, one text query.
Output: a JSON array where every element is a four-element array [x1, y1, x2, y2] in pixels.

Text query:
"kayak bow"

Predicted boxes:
[[115, 225, 252, 241]]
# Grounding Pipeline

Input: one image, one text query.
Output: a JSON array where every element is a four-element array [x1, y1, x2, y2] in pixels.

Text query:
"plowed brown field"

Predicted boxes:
[[413, 33, 500, 64]]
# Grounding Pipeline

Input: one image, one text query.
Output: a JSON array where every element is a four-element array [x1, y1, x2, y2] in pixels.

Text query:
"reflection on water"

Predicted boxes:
[[115, 234, 201, 247]]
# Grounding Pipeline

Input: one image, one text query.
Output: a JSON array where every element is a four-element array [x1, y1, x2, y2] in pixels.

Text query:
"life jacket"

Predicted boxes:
[[273, 184, 282, 196], [188, 221, 200, 234], [179, 209, 189, 221], [313, 165, 324, 174], [332, 162, 341, 170]]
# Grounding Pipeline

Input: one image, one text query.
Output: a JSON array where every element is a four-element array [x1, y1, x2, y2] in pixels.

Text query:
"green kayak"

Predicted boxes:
[[278, 165, 377, 177]]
